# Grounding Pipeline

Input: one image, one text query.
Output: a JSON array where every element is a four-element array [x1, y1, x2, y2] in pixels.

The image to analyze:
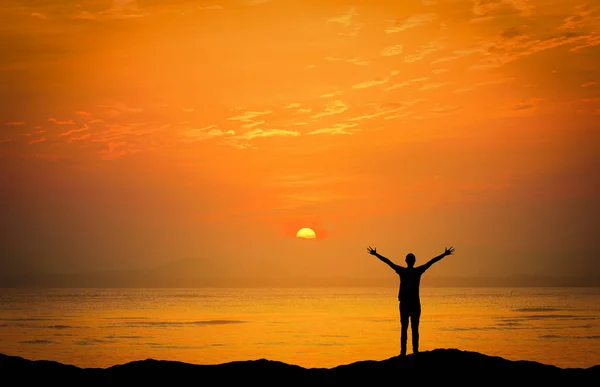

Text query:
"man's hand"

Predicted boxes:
[[367, 246, 377, 255], [444, 246, 455, 256]]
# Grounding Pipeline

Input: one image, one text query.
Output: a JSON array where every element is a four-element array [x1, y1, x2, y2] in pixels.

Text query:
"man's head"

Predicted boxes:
[[405, 253, 416, 267]]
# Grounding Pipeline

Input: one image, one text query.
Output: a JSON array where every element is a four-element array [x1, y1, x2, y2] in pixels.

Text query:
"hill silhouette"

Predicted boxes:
[[1, 349, 599, 384]]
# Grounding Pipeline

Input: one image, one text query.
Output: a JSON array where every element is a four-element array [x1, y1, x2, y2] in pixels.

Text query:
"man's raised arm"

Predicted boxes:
[[420, 246, 455, 272], [367, 246, 399, 271]]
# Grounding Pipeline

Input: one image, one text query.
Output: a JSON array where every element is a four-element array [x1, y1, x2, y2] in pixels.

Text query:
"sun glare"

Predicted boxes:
[[296, 227, 316, 240]]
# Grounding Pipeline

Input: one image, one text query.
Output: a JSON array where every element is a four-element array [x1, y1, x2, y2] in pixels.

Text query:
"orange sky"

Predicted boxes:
[[1, 0, 599, 286]]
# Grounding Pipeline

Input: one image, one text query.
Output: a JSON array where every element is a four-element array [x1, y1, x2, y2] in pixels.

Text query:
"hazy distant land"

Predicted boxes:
[[2, 349, 599, 383], [1, 271, 599, 288]]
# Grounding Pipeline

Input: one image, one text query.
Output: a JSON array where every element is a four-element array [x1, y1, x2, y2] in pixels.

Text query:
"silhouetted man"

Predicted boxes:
[[367, 245, 455, 356]]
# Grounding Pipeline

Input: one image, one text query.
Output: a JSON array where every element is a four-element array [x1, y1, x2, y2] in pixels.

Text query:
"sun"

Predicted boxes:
[[296, 227, 316, 240]]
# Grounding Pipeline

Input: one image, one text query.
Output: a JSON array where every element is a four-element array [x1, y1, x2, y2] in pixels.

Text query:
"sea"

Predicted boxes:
[[1, 287, 599, 370]]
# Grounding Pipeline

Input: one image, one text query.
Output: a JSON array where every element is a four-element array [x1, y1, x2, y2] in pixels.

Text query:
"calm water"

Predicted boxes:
[[1, 287, 599, 369]]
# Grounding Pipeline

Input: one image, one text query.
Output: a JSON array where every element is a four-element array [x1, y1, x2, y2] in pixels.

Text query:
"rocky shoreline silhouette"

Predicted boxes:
[[2, 348, 599, 384]]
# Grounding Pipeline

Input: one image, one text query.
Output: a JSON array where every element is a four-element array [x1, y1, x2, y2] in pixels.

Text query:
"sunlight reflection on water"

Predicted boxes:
[[0, 287, 598, 369]]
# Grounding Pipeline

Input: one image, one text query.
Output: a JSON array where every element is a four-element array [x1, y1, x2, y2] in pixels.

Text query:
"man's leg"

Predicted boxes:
[[400, 303, 409, 356], [411, 304, 422, 353]]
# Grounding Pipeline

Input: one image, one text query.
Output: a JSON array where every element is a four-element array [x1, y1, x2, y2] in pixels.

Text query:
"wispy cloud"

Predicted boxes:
[[454, 78, 514, 93], [310, 100, 348, 118], [328, 6, 362, 37], [352, 77, 390, 89], [28, 136, 46, 145], [73, 0, 148, 21], [325, 56, 369, 66], [419, 82, 450, 91], [68, 133, 91, 143], [558, 4, 597, 30], [241, 120, 265, 128], [471, 0, 535, 22], [404, 40, 444, 63], [381, 44, 404, 57], [328, 7, 358, 27], [385, 13, 437, 33], [470, 30, 600, 70], [511, 97, 541, 112], [181, 125, 234, 141], [59, 124, 89, 137], [386, 77, 429, 91], [430, 104, 462, 115], [227, 110, 272, 121], [307, 123, 358, 135], [48, 118, 75, 125], [347, 104, 407, 121], [235, 128, 300, 140], [199, 5, 223, 10], [430, 47, 487, 65]]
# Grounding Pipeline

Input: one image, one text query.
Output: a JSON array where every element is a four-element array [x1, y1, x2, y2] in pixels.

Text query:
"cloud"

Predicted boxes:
[[59, 124, 89, 137], [5, 121, 25, 126], [48, 118, 75, 125], [241, 120, 265, 128], [283, 103, 300, 109], [430, 104, 462, 115], [404, 40, 444, 63], [28, 136, 46, 145], [199, 5, 223, 10], [468, 27, 600, 70], [419, 82, 450, 91], [73, 0, 147, 21], [381, 44, 404, 57], [385, 77, 429, 91], [310, 100, 348, 118], [352, 77, 390, 89], [227, 110, 272, 121], [430, 47, 487, 65], [471, 0, 535, 22], [325, 56, 369, 66], [328, 7, 358, 27], [511, 98, 541, 112], [181, 125, 234, 141], [68, 133, 91, 143], [347, 102, 408, 121], [97, 141, 131, 160], [31, 12, 47, 19], [307, 123, 358, 135], [328, 7, 362, 37], [98, 104, 143, 114], [347, 105, 407, 121], [385, 13, 437, 34], [244, 0, 271, 5], [581, 81, 597, 87], [384, 111, 413, 120], [454, 78, 514, 93], [558, 4, 596, 30], [235, 128, 300, 140]]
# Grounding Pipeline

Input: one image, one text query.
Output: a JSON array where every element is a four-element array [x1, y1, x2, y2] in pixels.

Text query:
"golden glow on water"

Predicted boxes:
[[1, 288, 599, 369]]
